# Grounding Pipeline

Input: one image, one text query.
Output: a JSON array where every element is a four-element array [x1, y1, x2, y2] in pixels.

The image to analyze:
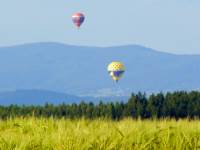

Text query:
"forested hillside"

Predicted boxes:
[[0, 91, 199, 119]]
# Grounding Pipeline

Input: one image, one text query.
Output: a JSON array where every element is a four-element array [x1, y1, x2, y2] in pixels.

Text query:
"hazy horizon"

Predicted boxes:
[[0, 41, 197, 55]]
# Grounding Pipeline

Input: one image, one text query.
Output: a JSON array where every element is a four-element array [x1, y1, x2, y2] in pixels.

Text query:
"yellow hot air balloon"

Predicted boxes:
[[107, 61, 125, 82]]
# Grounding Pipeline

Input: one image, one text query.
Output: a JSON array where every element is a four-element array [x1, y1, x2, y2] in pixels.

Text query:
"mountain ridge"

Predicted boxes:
[[0, 42, 169, 54], [0, 42, 200, 103], [2, 42, 199, 56], [0, 89, 128, 105]]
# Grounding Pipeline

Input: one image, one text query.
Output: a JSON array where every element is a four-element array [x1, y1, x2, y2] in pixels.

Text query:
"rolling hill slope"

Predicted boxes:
[[0, 42, 199, 100]]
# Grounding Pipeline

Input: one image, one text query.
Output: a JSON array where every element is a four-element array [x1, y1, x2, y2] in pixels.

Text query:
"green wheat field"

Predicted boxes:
[[0, 118, 199, 150]]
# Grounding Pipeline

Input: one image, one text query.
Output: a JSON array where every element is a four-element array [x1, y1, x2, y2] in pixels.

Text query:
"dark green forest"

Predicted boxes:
[[0, 91, 200, 120]]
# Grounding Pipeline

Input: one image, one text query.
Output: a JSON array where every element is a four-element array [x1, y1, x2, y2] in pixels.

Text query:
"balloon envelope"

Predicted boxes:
[[107, 62, 125, 82], [72, 13, 85, 28]]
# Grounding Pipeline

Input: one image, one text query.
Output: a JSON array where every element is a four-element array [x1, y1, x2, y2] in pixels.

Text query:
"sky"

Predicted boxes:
[[0, 0, 200, 54]]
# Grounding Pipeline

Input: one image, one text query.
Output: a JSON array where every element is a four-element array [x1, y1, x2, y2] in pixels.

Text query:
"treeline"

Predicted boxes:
[[0, 91, 200, 120]]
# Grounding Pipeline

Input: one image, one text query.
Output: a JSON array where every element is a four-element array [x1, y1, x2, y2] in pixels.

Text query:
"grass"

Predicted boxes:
[[0, 118, 199, 150]]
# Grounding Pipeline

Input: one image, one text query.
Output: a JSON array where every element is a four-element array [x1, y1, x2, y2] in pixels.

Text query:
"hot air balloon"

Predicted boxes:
[[72, 12, 85, 28], [107, 62, 125, 82]]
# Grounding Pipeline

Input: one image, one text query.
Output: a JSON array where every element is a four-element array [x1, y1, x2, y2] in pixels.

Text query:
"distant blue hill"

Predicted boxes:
[[0, 42, 200, 104], [0, 90, 81, 105], [0, 90, 128, 105]]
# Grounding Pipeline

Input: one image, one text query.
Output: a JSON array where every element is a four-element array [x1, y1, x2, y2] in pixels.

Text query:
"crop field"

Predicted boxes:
[[0, 118, 199, 150]]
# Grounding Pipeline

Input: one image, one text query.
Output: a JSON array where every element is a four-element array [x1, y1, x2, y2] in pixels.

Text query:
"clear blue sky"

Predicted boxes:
[[0, 0, 200, 54]]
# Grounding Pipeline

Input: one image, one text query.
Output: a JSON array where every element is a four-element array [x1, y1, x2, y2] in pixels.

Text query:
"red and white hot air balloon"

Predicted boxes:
[[72, 12, 85, 28]]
